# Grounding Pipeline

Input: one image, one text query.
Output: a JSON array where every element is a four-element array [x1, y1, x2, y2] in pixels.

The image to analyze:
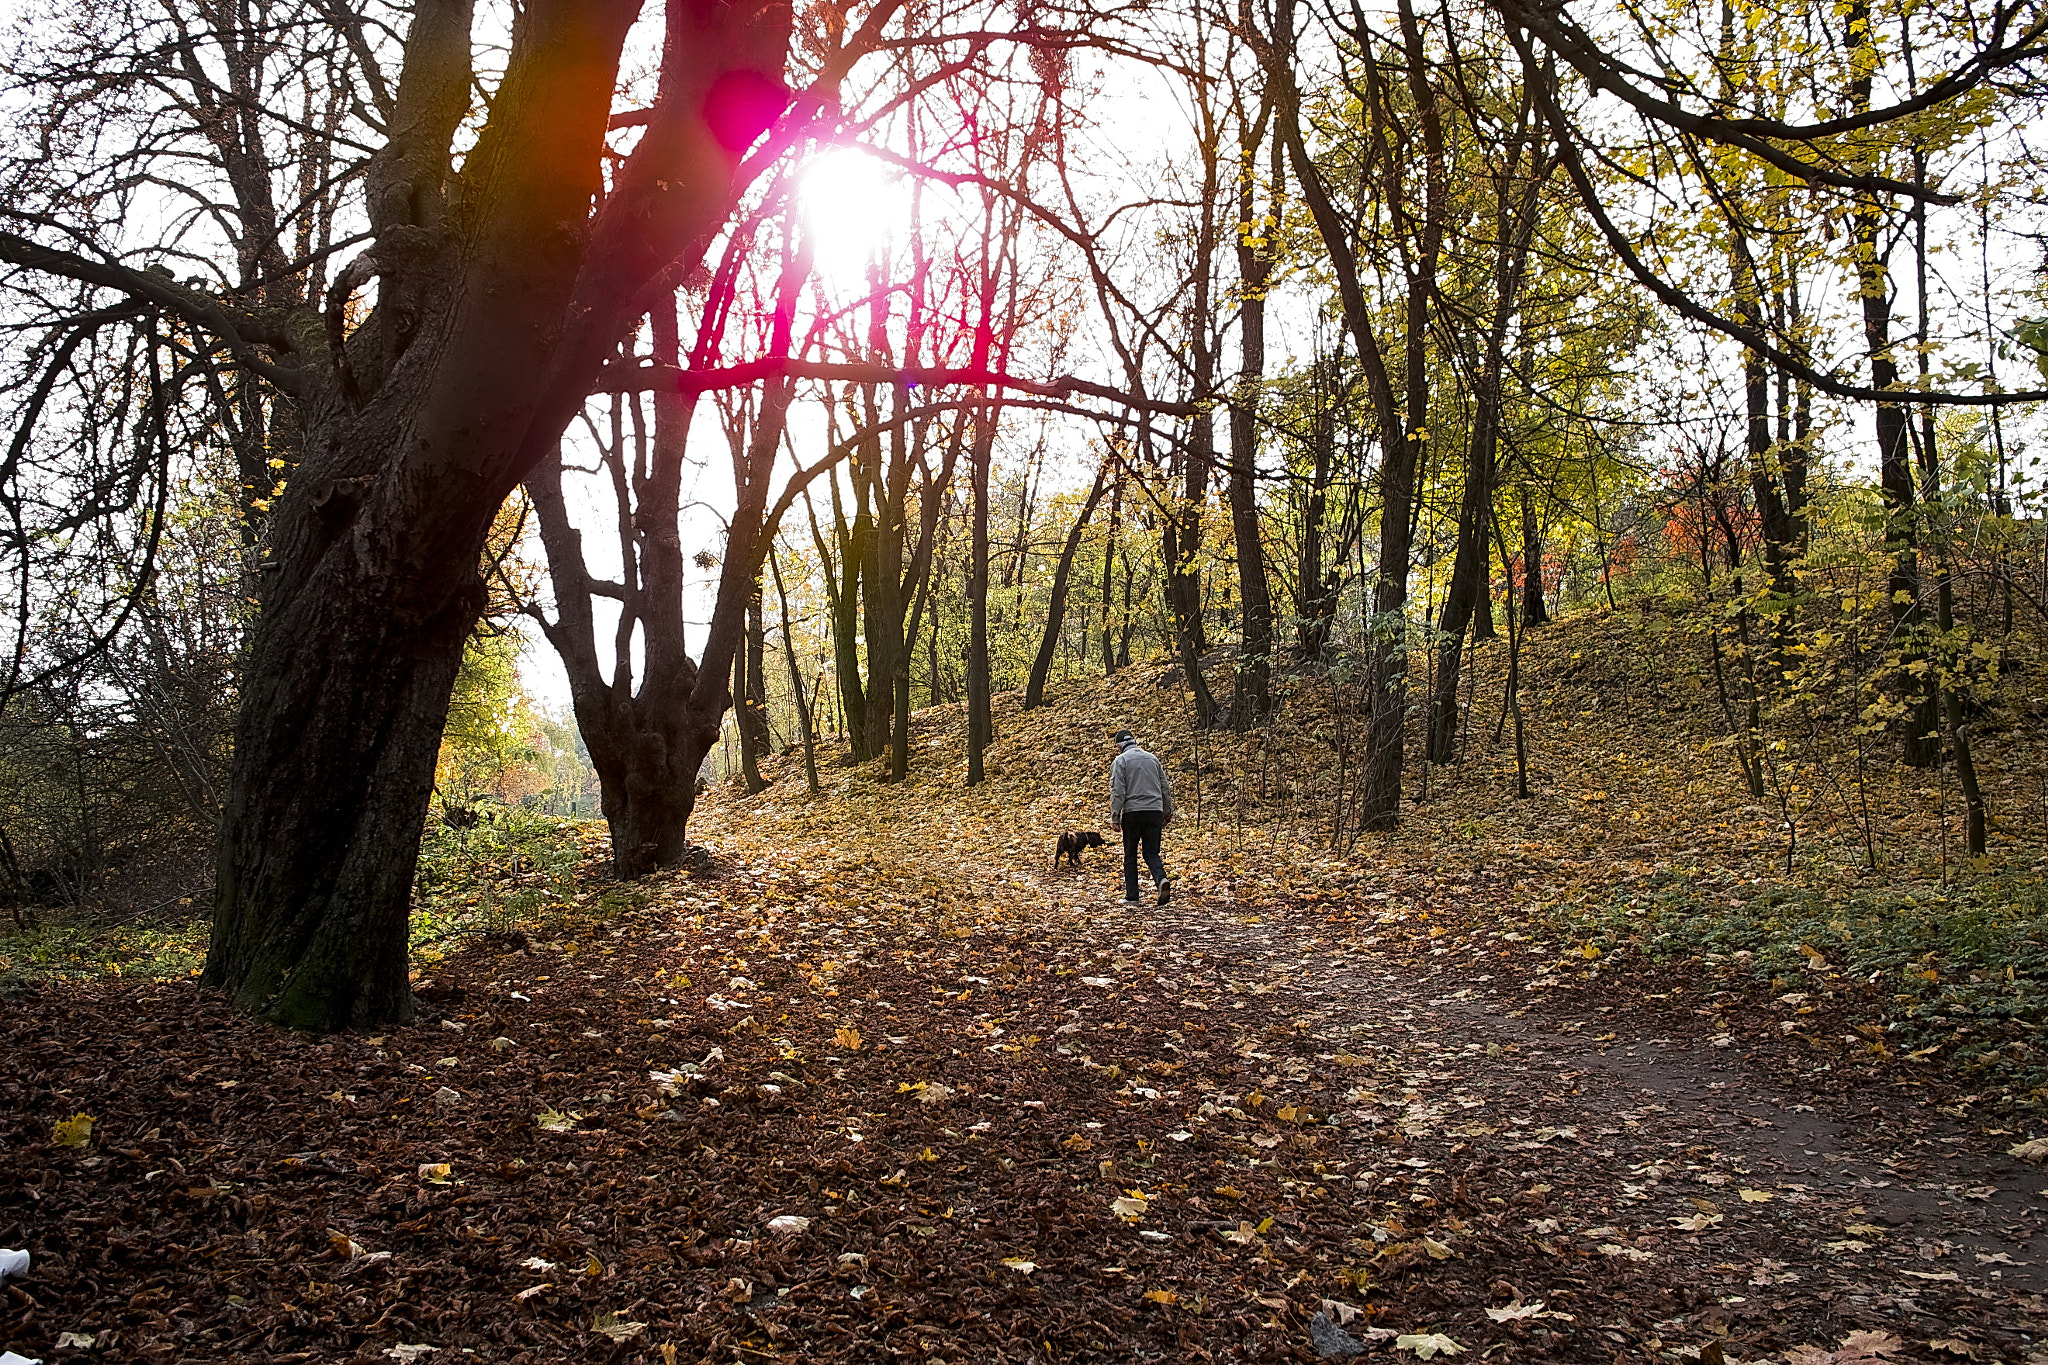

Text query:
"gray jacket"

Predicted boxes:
[[1110, 745, 1175, 820]]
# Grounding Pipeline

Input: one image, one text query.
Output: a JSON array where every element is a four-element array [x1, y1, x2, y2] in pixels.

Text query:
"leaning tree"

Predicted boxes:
[[0, 0, 886, 1028]]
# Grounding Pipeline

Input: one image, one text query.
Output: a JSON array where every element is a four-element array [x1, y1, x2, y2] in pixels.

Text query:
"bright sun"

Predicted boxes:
[[796, 148, 908, 288]]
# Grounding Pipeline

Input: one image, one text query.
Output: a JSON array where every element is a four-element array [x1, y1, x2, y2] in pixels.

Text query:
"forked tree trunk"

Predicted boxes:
[[197, 0, 798, 1027], [1430, 132, 1545, 764]]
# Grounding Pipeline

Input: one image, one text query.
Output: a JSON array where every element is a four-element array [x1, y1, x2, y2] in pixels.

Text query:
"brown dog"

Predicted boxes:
[[1054, 830, 1106, 867]]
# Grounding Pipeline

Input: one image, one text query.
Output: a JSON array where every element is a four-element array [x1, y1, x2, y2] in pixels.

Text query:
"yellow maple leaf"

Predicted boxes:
[[51, 1113, 94, 1147]]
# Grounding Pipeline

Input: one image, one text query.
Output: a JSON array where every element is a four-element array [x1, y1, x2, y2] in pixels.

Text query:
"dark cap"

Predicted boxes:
[[1112, 729, 1135, 747]]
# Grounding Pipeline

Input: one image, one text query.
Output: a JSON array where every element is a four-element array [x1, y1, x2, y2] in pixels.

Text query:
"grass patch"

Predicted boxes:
[[0, 914, 208, 987], [0, 808, 608, 988], [1553, 871, 2048, 1108], [409, 805, 600, 967]]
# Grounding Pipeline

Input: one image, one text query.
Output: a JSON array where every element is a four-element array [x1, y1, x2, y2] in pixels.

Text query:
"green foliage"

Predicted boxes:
[[409, 806, 592, 966], [0, 913, 208, 986]]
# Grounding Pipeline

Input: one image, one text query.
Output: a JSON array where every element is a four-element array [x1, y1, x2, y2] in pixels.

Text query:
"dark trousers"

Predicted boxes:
[[1120, 809, 1168, 902]]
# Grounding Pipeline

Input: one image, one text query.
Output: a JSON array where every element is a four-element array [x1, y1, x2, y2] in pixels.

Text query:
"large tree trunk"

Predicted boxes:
[[208, 562, 479, 1028], [201, 0, 796, 1028]]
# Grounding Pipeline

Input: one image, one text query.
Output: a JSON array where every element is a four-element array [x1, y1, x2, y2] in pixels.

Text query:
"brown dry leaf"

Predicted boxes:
[[1784, 1330, 1906, 1364]]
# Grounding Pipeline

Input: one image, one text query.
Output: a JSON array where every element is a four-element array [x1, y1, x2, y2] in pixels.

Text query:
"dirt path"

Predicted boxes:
[[1010, 838, 2048, 1361]]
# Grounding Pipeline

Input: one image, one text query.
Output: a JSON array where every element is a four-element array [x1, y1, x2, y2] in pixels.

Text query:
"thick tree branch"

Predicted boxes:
[[1514, 34, 2048, 407], [0, 231, 304, 392], [1495, 0, 2041, 204]]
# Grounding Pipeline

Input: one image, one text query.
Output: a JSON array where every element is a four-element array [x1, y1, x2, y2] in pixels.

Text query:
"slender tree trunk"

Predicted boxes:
[[966, 402, 994, 784], [1100, 471, 1122, 676], [1227, 115, 1279, 727], [1295, 371, 1338, 659], [1428, 132, 1545, 764], [1026, 463, 1111, 708], [1168, 94, 1223, 730], [1844, 0, 1937, 768], [1271, 0, 1442, 827], [734, 576, 770, 791], [816, 484, 870, 762], [769, 547, 821, 797], [1517, 483, 1549, 626]]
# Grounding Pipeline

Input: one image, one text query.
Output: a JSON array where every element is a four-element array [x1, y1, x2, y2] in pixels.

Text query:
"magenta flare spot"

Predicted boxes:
[[702, 70, 789, 156]]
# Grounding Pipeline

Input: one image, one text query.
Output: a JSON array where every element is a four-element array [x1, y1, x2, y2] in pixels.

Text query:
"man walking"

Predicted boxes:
[[1108, 729, 1176, 908]]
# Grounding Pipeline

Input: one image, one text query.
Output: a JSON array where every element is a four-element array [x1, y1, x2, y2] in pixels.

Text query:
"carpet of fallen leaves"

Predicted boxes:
[[5, 605, 2048, 1364]]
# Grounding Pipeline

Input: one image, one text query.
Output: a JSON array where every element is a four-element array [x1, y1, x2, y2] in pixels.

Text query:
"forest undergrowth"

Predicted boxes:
[[4, 603, 2048, 1364]]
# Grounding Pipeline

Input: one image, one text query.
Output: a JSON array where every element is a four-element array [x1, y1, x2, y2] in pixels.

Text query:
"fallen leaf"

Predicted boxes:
[[592, 1311, 647, 1343], [1599, 1244, 1655, 1261], [1111, 1192, 1149, 1221], [1000, 1257, 1036, 1274], [1738, 1189, 1773, 1202], [1394, 1332, 1465, 1359], [1783, 1330, 1905, 1363], [834, 1026, 863, 1051], [51, 1113, 94, 1147], [417, 1162, 453, 1184], [765, 1214, 810, 1235]]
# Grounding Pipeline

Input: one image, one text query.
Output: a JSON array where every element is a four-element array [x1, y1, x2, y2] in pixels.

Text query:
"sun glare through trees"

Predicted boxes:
[[796, 146, 911, 288]]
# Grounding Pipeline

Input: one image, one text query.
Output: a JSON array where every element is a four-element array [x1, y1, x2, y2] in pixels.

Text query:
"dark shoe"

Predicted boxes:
[[1156, 876, 1175, 907]]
